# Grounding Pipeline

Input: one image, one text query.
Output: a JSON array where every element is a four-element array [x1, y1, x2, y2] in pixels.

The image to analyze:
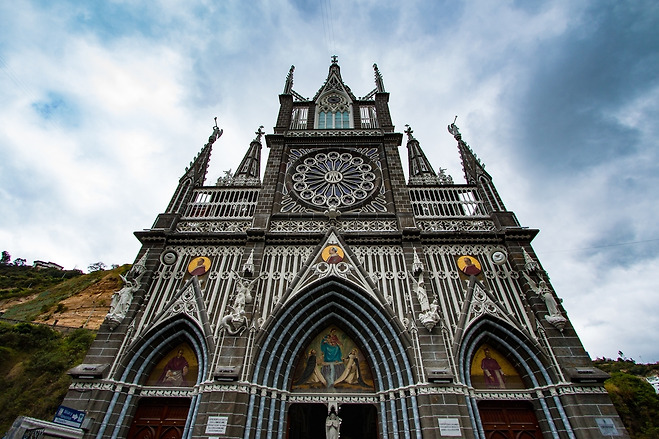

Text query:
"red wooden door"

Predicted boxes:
[[127, 398, 191, 439], [478, 401, 543, 439]]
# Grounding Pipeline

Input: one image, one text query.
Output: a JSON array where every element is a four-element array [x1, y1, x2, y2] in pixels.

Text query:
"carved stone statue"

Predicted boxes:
[[105, 252, 149, 329], [410, 271, 430, 312], [325, 408, 341, 439], [419, 300, 441, 331], [522, 273, 566, 331], [106, 276, 137, 329], [220, 274, 258, 335]]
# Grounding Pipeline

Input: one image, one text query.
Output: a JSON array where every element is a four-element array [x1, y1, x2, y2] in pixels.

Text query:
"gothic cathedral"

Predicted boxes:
[[63, 59, 626, 439]]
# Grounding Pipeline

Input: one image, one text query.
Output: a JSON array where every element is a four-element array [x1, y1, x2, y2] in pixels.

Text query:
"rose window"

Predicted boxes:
[[288, 150, 380, 210]]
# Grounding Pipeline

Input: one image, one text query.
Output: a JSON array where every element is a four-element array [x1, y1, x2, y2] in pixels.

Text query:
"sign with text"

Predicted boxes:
[[438, 418, 461, 436], [53, 406, 85, 428], [205, 416, 229, 435]]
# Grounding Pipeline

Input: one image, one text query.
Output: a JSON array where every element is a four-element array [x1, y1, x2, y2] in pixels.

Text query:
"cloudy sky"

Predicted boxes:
[[1, 1, 657, 362]]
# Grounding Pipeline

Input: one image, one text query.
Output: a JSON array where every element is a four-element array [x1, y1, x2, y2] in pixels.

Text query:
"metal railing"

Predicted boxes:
[[409, 186, 488, 218], [182, 188, 260, 219]]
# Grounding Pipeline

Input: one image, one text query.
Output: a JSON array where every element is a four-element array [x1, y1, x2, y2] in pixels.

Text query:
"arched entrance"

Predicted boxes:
[[247, 279, 420, 438], [127, 398, 191, 439], [286, 403, 378, 439], [477, 401, 542, 439], [459, 319, 575, 439]]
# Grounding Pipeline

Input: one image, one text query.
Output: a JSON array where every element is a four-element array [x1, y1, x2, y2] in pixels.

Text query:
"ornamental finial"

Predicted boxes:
[[254, 126, 265, 142], [331, 55, 338, 64], [208, 117, 223, 145], [283, 65, 295, 94], [447, 115, 460, 138], [404, 124, 415, 141], [373, 63, 385, 92]]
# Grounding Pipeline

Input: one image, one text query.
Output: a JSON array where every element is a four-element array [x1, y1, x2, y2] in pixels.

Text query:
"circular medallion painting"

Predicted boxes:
[[187, 256, 211, 277], [286, 150, 381, 211]]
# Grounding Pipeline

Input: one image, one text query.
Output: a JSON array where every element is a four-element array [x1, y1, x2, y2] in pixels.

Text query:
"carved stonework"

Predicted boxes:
[[417, 220, 496, 232], [287, 129, 383, 137], [269, 219, 398, 233], [176, 220, 252, 233], [522, 272, 567, 331], [105, 251, 148, 329], [220, 273, 259, 336]]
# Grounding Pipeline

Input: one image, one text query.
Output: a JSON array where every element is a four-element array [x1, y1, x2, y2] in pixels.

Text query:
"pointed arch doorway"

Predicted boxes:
[[478, 401, 542, 439], [286, 403, 378, 439], [126, 398, 191, 439]]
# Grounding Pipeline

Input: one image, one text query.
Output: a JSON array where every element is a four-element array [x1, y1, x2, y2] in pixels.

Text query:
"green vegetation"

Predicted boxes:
[[0, 264, 129, 322], [595, 358, 659, 439], [0, 322, 95, 435], [0, 263, 83, 301]]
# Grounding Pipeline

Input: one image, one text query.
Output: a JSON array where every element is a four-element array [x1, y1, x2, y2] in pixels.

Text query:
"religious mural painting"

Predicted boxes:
[[321, 245, 344, 264], [470, 345, 524, 389], [457, 255, 482, 278], [145, 343, 199, 387], [187, 256, 211, 277], [292, 326, 375, 391]]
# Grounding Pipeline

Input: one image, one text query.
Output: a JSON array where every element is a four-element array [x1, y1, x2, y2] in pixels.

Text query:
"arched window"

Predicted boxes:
[[318, 110, 350, 129], [316, 93, 352, 129]]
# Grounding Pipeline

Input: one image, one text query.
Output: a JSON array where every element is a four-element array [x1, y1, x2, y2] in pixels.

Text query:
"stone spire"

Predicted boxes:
[[166, 119, 222, 213], [373, 63, 385, 92], [405, 125, 453, 185], [448, 120, 506, 211], [217, 126, 263, 187], [447, 120, 487, 185], [283, 65, 294, 95], [312, 55, 356, 101]]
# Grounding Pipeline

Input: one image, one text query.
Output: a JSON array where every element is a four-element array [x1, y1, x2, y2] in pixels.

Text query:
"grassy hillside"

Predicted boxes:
[[0, 264, 129, 328], [0, 265, 129, 436], [0, 322, 95, 435], [594, 359, 659, 439]]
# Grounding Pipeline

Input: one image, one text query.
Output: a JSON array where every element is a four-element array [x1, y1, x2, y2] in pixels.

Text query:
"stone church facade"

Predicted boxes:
[[62, 59, 626, 439]]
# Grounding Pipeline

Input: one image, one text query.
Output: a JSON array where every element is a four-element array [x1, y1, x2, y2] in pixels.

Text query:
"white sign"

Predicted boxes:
[[205, 416, 229, 435], [596, 418, 620, 436], [438, 418, 461, 436]]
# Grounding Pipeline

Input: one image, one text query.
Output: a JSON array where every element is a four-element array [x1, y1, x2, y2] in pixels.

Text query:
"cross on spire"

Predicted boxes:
[[254, 125, 265, 142], [404, 124, 415, 140], [331, 55, 338, 64]]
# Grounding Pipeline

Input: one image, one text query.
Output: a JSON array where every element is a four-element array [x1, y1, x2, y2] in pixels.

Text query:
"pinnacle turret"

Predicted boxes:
[[405, 125, 453, 185], [216, 126, 263, 187], [165, 119, 222, 213]]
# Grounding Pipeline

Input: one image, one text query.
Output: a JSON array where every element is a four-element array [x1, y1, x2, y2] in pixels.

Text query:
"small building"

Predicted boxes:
[[33, 260, 64, 270]]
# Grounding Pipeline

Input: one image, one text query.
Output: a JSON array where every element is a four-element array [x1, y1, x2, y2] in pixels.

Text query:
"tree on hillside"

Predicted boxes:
[[13, 258, 26, 267], [0, 251, 10, 265], [87, 262, 107, 272]]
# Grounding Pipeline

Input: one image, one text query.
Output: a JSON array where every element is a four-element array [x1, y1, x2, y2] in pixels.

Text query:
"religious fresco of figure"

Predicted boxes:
[[457, 255, 482, 278], [470, 345, 524, 389], [291, 326, 375, 392], [145, 343, 199, 387], [321, 245, 345, 264], [187, 256, 211, 277]]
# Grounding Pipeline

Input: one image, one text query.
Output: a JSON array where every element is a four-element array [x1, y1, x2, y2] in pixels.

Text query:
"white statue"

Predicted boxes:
[[105, 252, 149, 329], [522, 273, 566, 331], [325, 408, 341, 439], [106, 275, 139, 329], [220, 274, 258, 335], [409, 271, 430, 312], [419, 300, 441, 331]]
